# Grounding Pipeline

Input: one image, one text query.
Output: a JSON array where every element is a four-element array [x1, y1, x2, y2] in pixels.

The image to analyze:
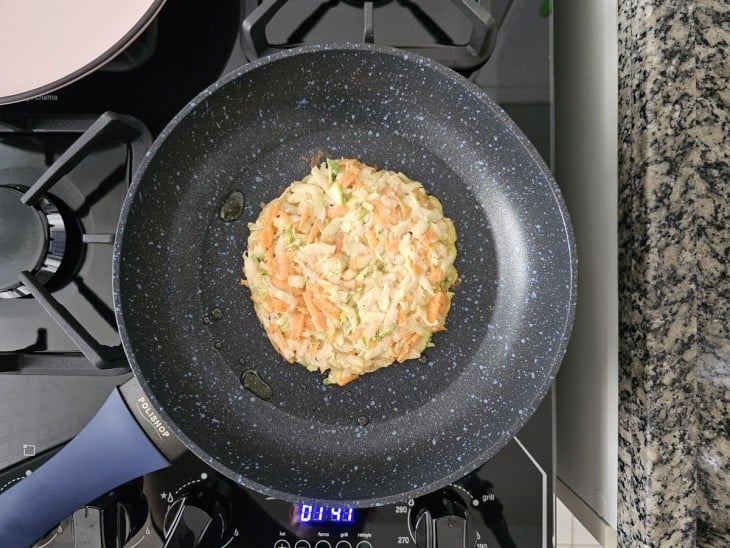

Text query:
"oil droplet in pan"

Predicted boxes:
[[220, 190, 245, 222], [240, 370, 273, 401], [357, 416, 369, 427]]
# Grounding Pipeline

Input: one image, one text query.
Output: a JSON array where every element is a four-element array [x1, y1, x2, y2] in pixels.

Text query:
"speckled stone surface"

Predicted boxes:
[[617, 0, 729, 546]]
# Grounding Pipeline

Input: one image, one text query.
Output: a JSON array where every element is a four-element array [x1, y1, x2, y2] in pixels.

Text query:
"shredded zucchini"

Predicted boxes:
[[242, 158, 458, 386]]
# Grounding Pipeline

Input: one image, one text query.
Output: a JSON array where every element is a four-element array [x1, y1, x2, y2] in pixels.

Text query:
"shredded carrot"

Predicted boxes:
[[270, 275, 301, 296], [289, 310, 305, 340], [268, 326, 287, 356], [428, 266, 443, 284], [337, 159, 363, 188], [335, 232, 344, 255], [307, 220, 320, 244], [370, 200, 396, 225], [336, 373, 359, 386], [351, 325, 366, 339], [303, 290, 326, 332], [337, 164, 360, 188], [297, 203, 311, 231], [426, 292, 446, 323], [261, 201, 280, 251], [268, 297, 289, 313], [326, 205, 349, 219], [313, 296, 340, 319], [276, 252, 290, 281], [365, 229, 378, 249], [397, 332, 420, 362], [421, 229, 438, 244]]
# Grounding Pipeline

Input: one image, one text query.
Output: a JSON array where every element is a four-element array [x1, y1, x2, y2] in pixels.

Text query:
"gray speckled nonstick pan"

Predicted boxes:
[[0, 44, 576, 546]]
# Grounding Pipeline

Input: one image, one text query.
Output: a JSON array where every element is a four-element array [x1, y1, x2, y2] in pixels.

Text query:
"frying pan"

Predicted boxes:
[[0, 44, 576, 546]]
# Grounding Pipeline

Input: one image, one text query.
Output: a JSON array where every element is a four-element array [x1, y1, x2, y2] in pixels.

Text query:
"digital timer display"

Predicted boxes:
[[299, 504, 355, 523]]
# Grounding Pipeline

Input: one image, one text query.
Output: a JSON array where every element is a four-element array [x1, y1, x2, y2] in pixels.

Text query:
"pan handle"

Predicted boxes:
[[0, 379, 183, 547]]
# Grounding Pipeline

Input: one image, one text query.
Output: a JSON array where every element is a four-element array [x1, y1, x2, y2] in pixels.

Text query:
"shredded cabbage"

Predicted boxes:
[[242, 158, 458, 385]]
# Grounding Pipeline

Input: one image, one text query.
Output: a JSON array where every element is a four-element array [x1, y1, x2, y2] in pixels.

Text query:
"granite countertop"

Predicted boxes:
[[617, 0, 728, 546]]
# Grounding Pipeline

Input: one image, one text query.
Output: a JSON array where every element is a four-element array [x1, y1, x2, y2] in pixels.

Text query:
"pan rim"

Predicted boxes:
[[113, 42, 577, 507]]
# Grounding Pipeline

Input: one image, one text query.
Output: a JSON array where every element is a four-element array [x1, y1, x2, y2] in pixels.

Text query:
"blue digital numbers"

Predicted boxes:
[[299, 504, 355, 523]]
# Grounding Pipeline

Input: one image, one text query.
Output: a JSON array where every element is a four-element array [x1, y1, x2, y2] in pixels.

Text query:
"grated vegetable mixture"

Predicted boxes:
[[241, 158, 458, 385]]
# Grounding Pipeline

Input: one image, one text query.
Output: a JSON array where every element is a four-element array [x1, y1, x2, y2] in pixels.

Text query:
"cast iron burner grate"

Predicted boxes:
[[242, 0, 497, 71], [0, 112, 150, 375]]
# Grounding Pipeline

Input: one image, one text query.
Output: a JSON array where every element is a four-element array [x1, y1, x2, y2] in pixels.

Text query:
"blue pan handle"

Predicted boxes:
[[0, 379, 184, 547]]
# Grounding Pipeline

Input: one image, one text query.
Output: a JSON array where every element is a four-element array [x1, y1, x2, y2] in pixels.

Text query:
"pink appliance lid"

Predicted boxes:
[[0, 0, 166, 105]]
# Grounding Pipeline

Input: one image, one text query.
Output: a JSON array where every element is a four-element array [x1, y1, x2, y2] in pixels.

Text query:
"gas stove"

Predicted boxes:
[[0, 1, 554, 546]]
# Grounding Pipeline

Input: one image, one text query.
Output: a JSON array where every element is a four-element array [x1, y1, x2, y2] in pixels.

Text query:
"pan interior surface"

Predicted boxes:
[[115, 45, 575, 506]]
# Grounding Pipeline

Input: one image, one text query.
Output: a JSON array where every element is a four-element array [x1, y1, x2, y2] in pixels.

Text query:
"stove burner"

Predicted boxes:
[[0, 186, 66, 299], [341, 0, 392, 5], [242, 0, 496, 71], [0, 112, 149, 367]]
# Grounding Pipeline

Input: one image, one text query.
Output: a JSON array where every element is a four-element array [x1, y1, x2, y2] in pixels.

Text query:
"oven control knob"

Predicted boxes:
[[72, 481, 147, 547], [413, 494, 476, 548], [162, 485, 232, 548]]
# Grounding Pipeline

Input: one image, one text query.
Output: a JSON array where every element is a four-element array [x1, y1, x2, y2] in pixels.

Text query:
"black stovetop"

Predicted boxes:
[[0, 2, 553, 546]]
